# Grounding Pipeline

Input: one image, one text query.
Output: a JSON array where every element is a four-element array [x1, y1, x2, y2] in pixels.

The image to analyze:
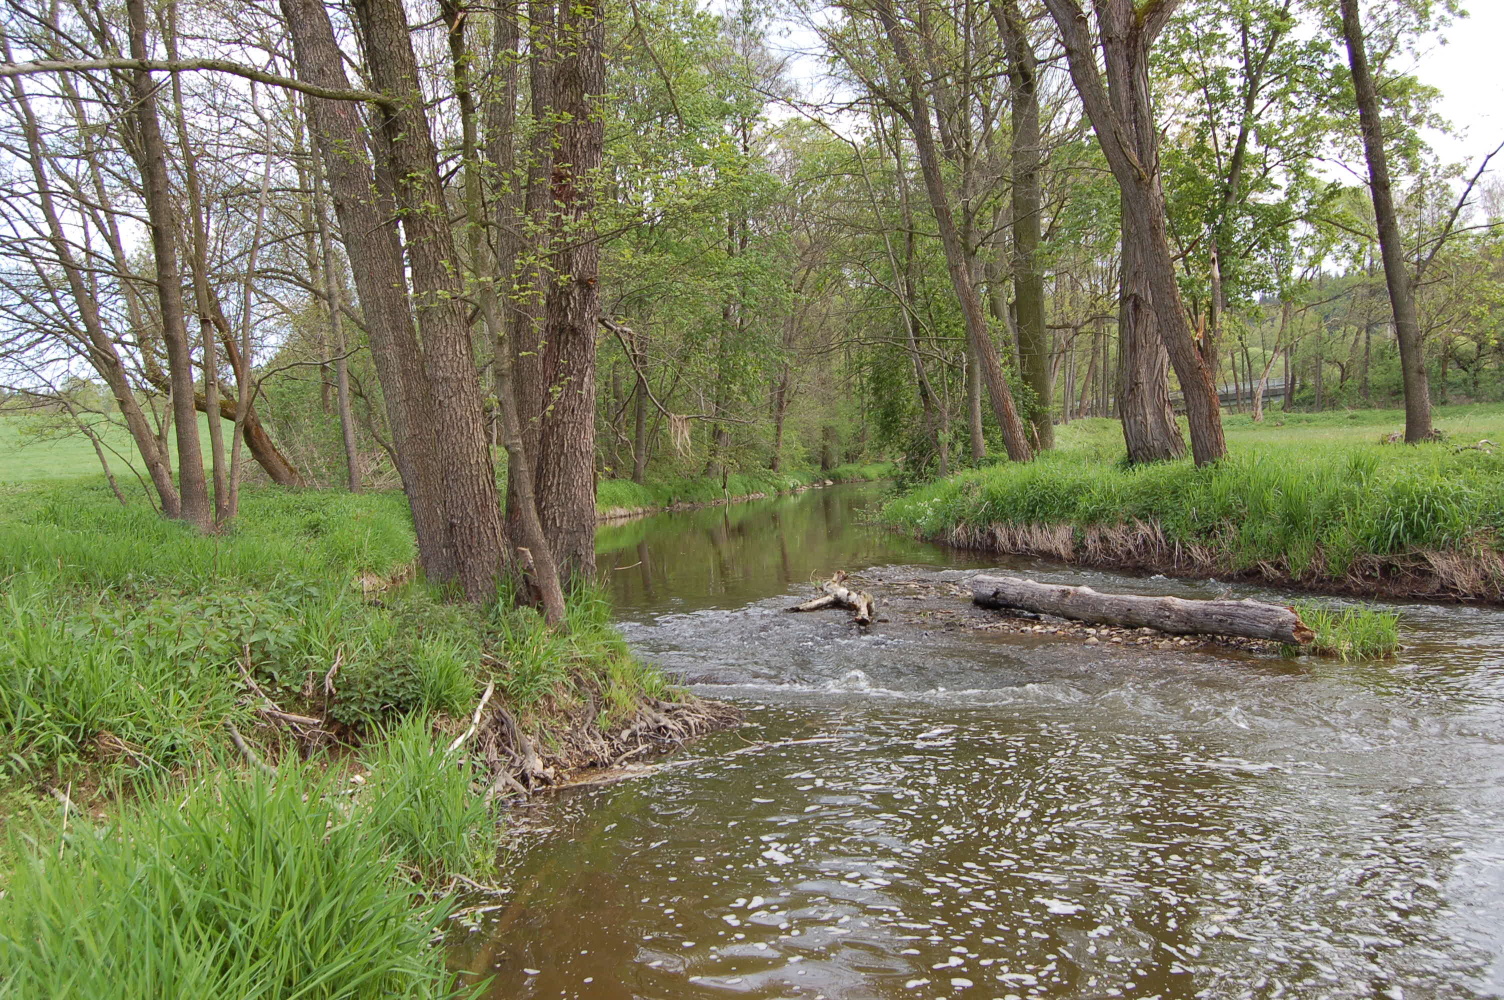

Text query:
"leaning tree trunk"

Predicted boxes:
[[351, 0, 507, 601], [1339, 0, 1432, 442], [971, 575, 1314, 644], [1044, 0, 1226, 466], [281, 0, 454, 574], [126, 0, 211, 531]]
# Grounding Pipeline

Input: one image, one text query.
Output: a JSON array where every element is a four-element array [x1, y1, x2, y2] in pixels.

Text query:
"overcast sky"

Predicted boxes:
[[1410, 4, 1504, 165]]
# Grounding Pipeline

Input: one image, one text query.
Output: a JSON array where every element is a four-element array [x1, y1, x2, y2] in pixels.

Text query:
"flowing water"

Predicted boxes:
[[450, 484, 1504, 1000]]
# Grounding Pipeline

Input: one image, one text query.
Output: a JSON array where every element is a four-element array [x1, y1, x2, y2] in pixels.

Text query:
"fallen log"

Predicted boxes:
[[970, 574, 1314, 645], [788, 572, 876, 625]]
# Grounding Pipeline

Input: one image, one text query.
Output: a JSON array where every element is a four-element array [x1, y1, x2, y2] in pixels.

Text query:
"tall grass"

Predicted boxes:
[[0, 764, 480, 999], [884, 433, 1504, 583], [1293, 602, 1402, 660], [0, 481, 667, 782]]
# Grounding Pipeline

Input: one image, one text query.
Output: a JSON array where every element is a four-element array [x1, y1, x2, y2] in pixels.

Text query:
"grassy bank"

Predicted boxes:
[[884, 406, 1504, 602], [0, 480, 713, 997], [596, 462, 894, 516]]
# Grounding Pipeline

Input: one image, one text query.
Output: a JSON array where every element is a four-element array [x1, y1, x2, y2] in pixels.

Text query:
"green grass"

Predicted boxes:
[[596, 462, 894, 513], [1293, 602, 1402, 660], [0, 478, 677, 997], [0, 761, 478, 999], [0, 412, 233, 484], [885, 404, 1504, 586]]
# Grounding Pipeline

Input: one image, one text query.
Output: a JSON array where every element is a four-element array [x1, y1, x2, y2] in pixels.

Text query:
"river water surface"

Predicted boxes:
[[450, 484, 1504, 1000]]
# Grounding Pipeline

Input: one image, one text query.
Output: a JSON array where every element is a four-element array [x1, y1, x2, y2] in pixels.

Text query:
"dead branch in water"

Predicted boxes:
[[788, 572, 876, 625]]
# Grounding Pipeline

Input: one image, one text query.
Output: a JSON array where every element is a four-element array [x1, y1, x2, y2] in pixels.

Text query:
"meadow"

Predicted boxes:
[[884, 404, 1504, 602]]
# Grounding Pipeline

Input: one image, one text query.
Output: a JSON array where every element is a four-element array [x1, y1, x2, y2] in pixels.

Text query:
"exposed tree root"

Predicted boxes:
[[447, 691, 741, 800]]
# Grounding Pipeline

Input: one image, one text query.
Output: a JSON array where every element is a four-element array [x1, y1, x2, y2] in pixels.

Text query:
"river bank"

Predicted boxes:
[[0, 480, 734, 998], [882, 412, 1504, 604]]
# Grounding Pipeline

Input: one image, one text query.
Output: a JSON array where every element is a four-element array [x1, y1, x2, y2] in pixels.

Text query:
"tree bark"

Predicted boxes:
[[871, 0, 1034, 463], [1339, 0, 1432, 441], [281, 0, 459, 585], [971, 574, 1314, 644], [350, 0, 506, 601], [534, 0, 606, 580], [996, 0, 1053, 450], [442, 0, 566, 624], [126, 0, 211, 530], [1044, 0, 1226, 465]]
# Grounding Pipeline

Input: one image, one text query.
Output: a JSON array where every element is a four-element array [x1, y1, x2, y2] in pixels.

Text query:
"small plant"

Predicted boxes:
[[1293, 602, 1401, 660]]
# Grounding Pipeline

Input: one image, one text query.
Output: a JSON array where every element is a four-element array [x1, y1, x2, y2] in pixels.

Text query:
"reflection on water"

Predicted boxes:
[[451, 485, 1504, 999]]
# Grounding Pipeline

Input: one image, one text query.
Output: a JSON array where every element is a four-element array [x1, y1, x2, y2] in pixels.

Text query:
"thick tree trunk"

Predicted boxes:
[[1118, 214, 1186, 461], [1045, 0, 1226, 466], [351, 0, 506, 600], [535, 0, 606, 580], [281, 0, 453, 571], [442, 0, 566, 624], [126, 0, 210, 530], [1339, 0, 1432, 442], [971, 575, 1314, 644], [997, 0, 1053, 450]]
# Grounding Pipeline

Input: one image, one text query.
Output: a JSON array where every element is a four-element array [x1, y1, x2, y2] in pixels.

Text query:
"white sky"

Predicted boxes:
[[1411, 4, 1504, 166]]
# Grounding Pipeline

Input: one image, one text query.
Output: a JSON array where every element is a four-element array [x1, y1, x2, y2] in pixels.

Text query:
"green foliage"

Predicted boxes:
[[358, 716, 497, 879], [0, 766, 478, 1000], [596, 463, 893, 512], [0, 481, 667, 779]]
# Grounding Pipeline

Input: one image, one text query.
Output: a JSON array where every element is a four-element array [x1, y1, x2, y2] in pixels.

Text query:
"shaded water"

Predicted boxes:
[[451, 485, 1504, 999]]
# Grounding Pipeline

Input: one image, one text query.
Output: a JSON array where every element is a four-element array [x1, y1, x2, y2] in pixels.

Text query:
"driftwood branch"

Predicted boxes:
[[971, 574, 1314, 644], [788, 572, 876, 625]]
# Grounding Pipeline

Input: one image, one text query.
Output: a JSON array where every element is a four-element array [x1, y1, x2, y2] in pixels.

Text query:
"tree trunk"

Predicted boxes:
[[350, 0, 507, 601], [126, 0, 211, 530], [872, 0, 1033, 463], [533, 0, 605, 580], [442, 0, 566, 624], [1045, 0, 1226, 465], [1339, 0, 1432, 441], [967, 346, 986, 462], [1118, 218, 1185, 461], [997, 0, 1053, 450], [971, 574, 1314, 644], [281, 0, 454, 573], [163, 11, 228, 522]]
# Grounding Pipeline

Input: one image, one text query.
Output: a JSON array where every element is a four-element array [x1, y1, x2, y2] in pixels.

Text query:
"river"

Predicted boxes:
[[449, 483, 1504, 999]]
